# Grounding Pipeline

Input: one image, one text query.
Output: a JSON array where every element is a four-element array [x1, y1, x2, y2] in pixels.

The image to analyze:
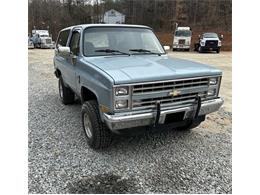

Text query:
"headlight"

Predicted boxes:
[[218, 41, 222, 46], [200, 41, 205, 46], [207, 89, 216, 96], [115, 87, 129, 96], [209, 77, 218, 85], [115, 100, 128, 109]]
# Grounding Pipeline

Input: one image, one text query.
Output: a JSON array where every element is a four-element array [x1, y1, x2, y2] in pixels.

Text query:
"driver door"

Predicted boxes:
[[66, 29, 81, 91]]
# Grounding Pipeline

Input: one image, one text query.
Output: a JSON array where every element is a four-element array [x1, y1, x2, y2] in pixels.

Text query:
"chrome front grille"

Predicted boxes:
[[46, 38, 52, 44], [132, 77, 209, 110], [205, 40, 218, 47], [178, 39, 185, 44]]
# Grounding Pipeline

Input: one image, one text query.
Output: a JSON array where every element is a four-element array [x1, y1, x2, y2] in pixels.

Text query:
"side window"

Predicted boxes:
[[69, 31, 80, 56], [56, 30, 70, 48]]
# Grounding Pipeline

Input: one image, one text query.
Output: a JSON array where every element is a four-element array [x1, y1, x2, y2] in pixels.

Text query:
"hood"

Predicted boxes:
[[84, 55, 222, 84]]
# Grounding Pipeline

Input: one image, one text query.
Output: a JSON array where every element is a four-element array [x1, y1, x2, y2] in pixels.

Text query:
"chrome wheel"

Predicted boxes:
[[59, 80, 63, 99], [83, 113, 93, 138]]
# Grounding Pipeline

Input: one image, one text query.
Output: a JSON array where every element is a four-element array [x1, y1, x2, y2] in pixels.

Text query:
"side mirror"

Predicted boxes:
[[58, 46, 70, 56], [198, 35, 201, 38], [163, 45, 170, 51], [220, 34, 224, 40]]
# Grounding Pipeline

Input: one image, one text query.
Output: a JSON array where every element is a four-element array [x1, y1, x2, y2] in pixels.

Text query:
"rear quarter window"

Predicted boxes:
[[56, 29, 70, 47]]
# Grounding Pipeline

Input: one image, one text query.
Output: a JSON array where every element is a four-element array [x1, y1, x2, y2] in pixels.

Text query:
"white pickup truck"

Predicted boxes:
[[194, 32, 223, 53]]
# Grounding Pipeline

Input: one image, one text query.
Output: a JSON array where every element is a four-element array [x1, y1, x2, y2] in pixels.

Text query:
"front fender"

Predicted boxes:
[[77, 59, 114, 121]]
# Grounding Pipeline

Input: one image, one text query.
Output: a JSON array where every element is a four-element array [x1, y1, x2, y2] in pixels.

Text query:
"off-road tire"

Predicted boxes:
[[58, 78, 74, 104], [82, 100, 112, 149]]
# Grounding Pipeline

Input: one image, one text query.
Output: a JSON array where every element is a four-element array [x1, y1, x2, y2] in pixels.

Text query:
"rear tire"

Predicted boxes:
[[82, 100, 112, 149], [58, 78, 75, 105]]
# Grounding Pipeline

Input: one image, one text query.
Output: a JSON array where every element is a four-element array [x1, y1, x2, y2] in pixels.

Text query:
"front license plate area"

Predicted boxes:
[[164, 112, 185, 124]]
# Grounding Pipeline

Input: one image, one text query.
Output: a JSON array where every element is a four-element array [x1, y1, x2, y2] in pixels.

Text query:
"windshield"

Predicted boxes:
[[83, 27, 165, 56], [175, 30, 191, 37], [203, 33, 218, 38]]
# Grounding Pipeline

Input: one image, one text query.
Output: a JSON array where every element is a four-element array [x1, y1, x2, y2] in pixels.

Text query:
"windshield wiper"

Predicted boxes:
[[95, 49, 130, 56], [129, 49, 162, 56]]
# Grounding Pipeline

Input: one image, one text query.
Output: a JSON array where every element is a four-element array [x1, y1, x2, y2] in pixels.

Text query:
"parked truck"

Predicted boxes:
[[194, 32, 223, 53], [172, 26, 192, 51], [54, 24, 223, 149], [31, 30, 54, 49]]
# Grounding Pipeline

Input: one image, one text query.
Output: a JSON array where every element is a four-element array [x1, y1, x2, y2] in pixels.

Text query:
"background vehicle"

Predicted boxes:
[[54, 24, 223, 149], [28, 36, 34, 49], [172, 26, 192, 51], [31, 30, 54, 49], [194, 32, 223, 53]]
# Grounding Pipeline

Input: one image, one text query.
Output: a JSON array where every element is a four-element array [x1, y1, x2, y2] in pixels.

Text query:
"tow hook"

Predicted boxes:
[[154, 101, 161, 127], [193, 95, 201, 119]]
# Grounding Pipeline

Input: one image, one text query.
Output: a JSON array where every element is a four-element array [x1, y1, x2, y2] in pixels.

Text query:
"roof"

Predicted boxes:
[[60, 24, 151, 31], [203, 32, 218, 35], [104, 9, 125, 16], [177, 27, 191, 30]]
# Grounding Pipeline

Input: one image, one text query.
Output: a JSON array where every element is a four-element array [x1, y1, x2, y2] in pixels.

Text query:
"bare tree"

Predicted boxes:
[[28, 0, 232, 40]]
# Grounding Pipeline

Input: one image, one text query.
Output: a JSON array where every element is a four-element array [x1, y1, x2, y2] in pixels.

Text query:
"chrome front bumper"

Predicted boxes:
[[103, 98, 224, 131]]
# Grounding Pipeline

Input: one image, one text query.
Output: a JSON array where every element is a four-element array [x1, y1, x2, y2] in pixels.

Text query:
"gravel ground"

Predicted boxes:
[[28, 49, 232, 193]]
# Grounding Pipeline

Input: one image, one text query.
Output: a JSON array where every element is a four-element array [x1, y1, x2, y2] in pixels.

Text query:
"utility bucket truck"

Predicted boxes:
[[172, 26, 192, 51]]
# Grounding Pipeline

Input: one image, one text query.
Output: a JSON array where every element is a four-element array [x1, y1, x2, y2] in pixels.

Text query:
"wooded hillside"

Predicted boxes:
[[28, 0, 232, 50]]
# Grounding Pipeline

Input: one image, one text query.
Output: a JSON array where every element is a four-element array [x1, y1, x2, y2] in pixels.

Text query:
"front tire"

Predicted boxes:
[[82, 100, 112, 149], [58, 78, 75, 104], [216, 48, 220, 53]]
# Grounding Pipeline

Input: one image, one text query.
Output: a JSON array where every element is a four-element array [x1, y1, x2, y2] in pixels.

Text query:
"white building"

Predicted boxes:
[[103, 9, 125, 24]]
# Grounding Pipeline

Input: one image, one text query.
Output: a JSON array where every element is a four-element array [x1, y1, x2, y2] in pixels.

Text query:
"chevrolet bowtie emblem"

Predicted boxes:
[[169, 90, 181, 96]]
